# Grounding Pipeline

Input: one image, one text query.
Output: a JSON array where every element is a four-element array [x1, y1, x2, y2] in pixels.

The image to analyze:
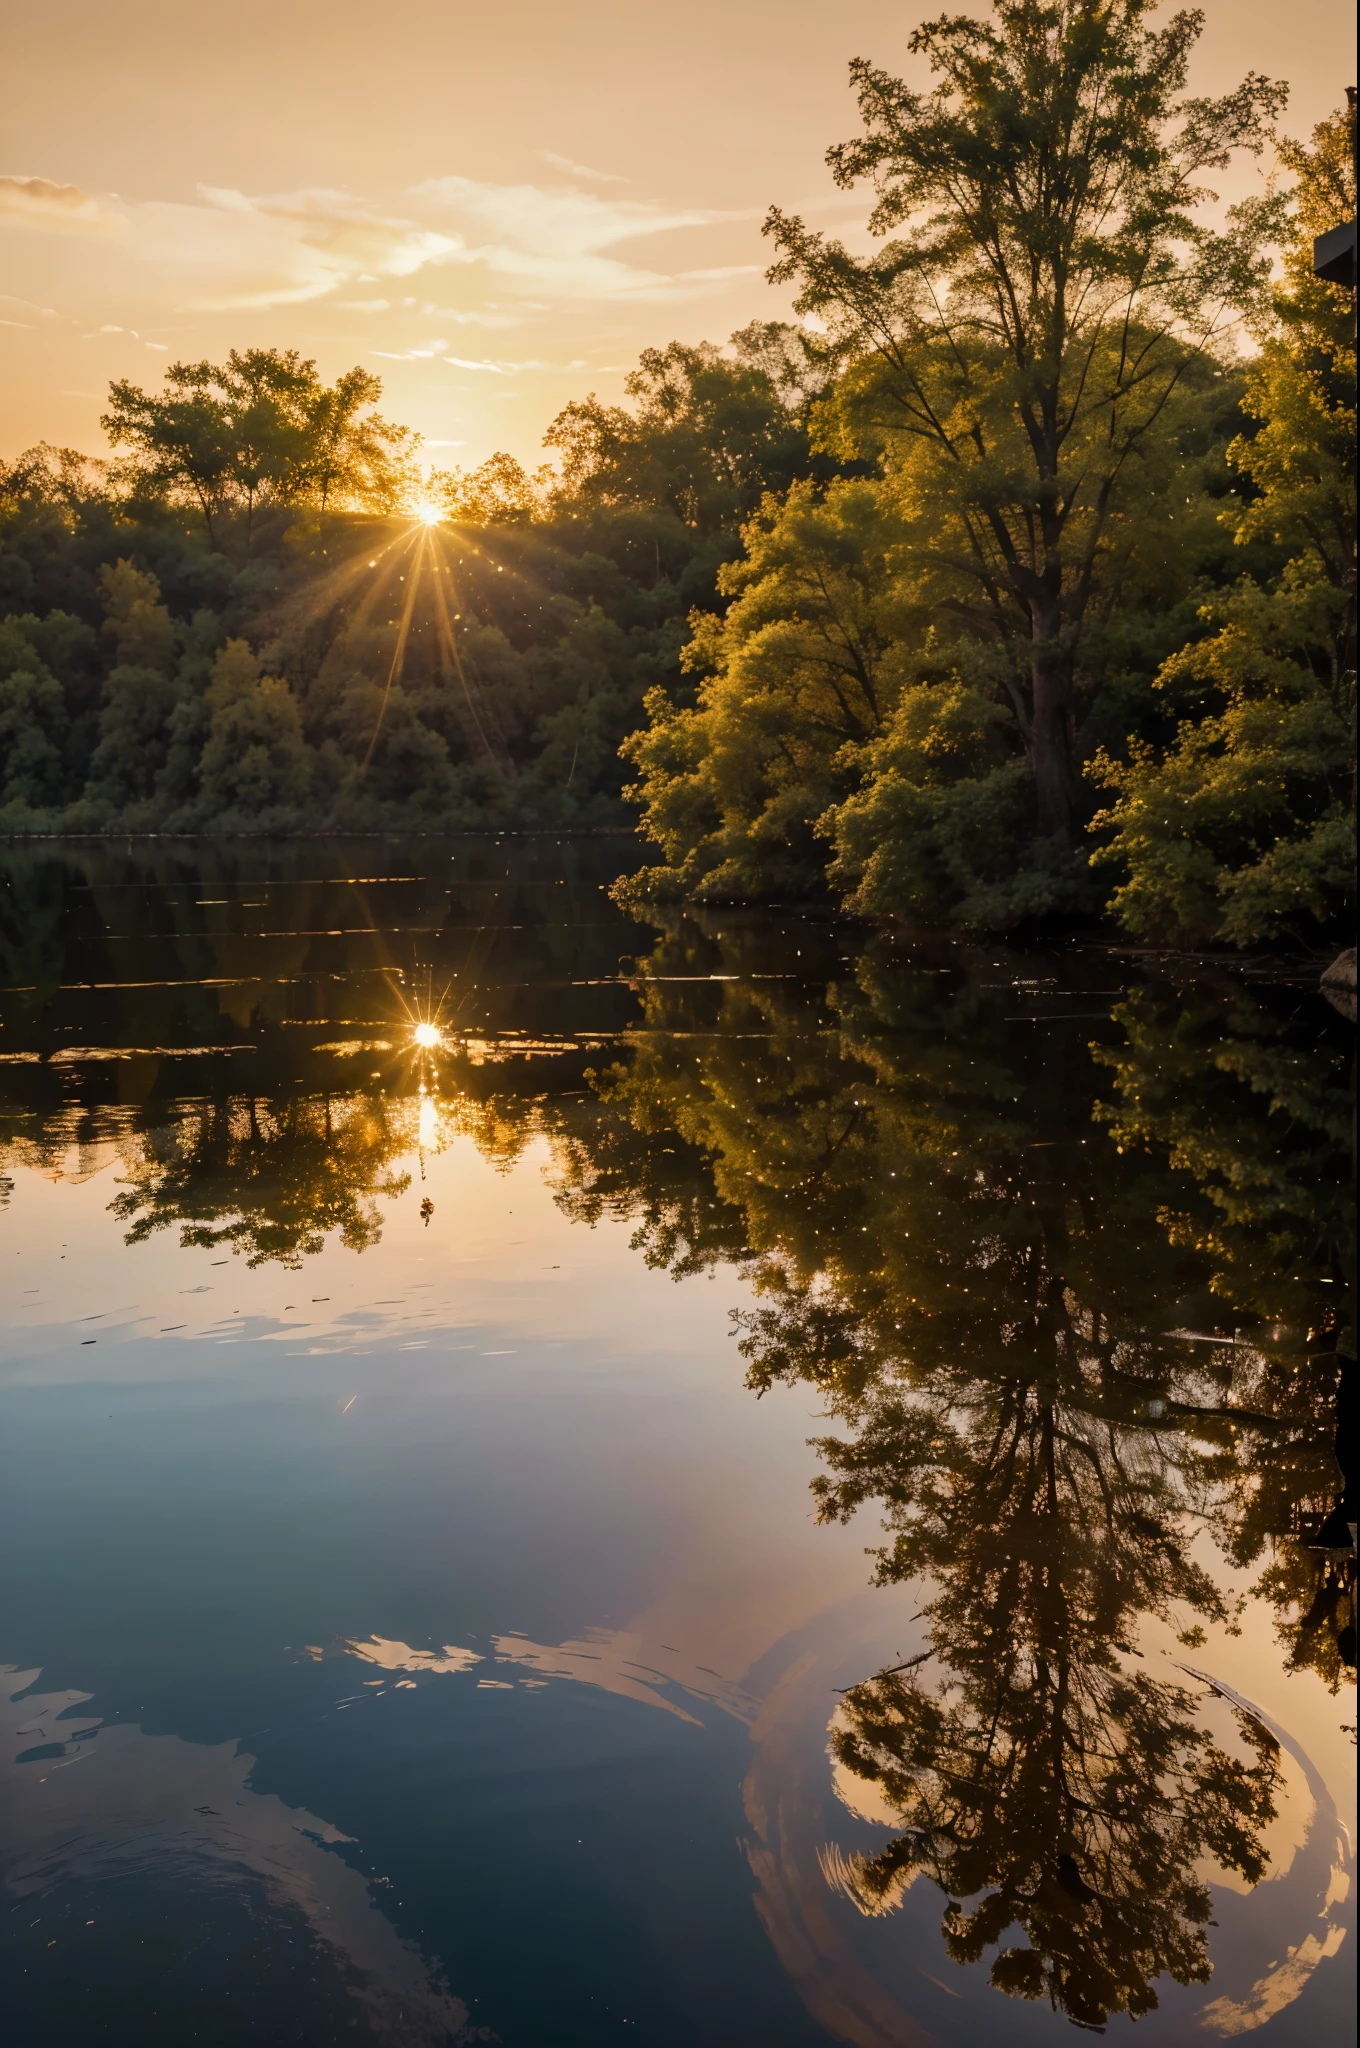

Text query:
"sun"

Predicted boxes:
[[412, 1020, 443, 1049], [413, 500, 444, 527]]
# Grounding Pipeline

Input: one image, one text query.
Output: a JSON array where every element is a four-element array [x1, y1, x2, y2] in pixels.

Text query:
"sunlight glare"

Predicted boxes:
[[414, 501, 444, 527], [413, 1020, 443, 1049]]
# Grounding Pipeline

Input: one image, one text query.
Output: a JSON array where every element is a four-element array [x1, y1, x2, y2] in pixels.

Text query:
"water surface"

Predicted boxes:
[[1, 838, 1353, 2046]]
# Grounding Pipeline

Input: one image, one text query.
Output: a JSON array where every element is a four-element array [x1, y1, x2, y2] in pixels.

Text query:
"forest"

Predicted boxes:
[[0, 0, 1353, 948]]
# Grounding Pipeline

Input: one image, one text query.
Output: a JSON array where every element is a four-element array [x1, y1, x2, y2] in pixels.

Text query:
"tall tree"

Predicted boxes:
[[305, 365, 417, 513], [765, 0, 1285, 846], [102, 351, 413, 544], [543, 334, 813, 532], [617, 478, 909, 904], [1090, 105, 1357, 943]]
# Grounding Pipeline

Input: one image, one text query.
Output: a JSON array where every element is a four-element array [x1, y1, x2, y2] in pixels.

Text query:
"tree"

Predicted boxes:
[[539, 920, 1346, 2019], [617, 478, 909, 902], [0, 442, 104, 512], [110, 1089, 411, 1266], [430, 452, 545, 526], [102, 370, 234, 546], [1094, 972, 1356, 1685], [0, 619, 69, 813], [102, 350, 413, 544], [84, 562, 181, 811], [305, 365, 416, 513], [824, 1388, 1282, 2029], [195, 640, 313, 821], [1090, 105, 1357, 944], [543, 334, 813, 532], [764, 0, 1285, 854], [826, 657, 1069, 926]]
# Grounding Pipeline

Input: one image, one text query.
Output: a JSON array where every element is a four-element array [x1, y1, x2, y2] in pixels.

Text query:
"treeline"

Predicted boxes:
[[0, 0, 1354, 944], [0, 327, 826, 837]]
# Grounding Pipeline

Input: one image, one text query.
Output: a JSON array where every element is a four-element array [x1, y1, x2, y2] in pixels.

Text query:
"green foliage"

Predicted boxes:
[[102, 349, 416, 543], [765, 0, 1284, 852], [0, 48, 1351, 949], [827, 673, 1084, 926], [195, 640, 313, 823], [542, 334, 818, 530], [619, 1, 1313, 930], [83, 560, 181, 812], [617, 478, 907, 902], [431, 451, 545, 525], [0, 617, 69, 812], [0, 325, 823, 836], [1092, 107, 1357, 943]]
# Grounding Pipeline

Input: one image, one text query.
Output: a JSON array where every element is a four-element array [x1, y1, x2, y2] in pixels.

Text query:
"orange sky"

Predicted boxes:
[[2, 0, 1354, 473]]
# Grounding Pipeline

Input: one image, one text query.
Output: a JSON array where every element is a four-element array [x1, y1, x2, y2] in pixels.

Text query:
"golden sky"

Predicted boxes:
[[2, 0, 1354, 472]]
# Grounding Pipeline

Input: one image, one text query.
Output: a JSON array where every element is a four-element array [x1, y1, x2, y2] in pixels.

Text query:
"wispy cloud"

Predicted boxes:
[[676, 263, 764, 282], [396, 297, 529, 330], [443, 354, 588, 374], [411, 175, 746, 303], [369, 337, 451, 358], [371, 349, 587, 375], [0, 175, 119, 232], [130, 186, 463, 309], [0, 293, 65, 320], [541, 151, 628, 186], [0, 171, 763, 323]]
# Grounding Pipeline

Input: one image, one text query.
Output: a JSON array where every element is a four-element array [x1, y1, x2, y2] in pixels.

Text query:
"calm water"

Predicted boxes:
[[0, 837, 1353, 2047]]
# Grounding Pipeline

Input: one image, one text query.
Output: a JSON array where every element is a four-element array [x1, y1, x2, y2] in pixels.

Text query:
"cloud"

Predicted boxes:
[[397, 296, 528, 329], [414, 174, 719, 256], [439, 355, 586, 375], [0, 293, 64, 321], [0, 176, 453, 310], [676, 263, 764, 282], [0, 170, 763, 326], [0, 175, 119, 232], [131, 185, 463, 309], [4, 1663, 482, 2046], [541, 151, 628, 186], [369, 349, 580, 376], [369, 337, 450, 358], [410, 175, 747, 303]]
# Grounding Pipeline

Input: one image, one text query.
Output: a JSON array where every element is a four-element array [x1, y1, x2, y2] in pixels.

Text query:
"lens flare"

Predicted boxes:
[[413, 1021, 442, 1049], [413, 501, 444, 527]]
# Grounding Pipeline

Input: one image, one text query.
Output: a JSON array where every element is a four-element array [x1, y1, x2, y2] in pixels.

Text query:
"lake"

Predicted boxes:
[[0, 836, 1353, 2047]]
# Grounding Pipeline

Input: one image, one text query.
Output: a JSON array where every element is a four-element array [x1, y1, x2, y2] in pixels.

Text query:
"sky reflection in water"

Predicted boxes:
[[0, 838, 1353, 2046]]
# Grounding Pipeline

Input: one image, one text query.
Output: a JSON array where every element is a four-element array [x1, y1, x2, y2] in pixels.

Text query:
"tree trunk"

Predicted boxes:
[[1029, 604, 1079, 841]]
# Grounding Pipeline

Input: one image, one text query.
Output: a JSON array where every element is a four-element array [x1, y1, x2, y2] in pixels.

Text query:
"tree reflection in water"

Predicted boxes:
[[550, 911, 1353, 2028], [817, 1376, 1281, 2028], [109, 1092, 412, 1264], [3, 882, 1350, 2026], [1096, 978, 1356, 1690]]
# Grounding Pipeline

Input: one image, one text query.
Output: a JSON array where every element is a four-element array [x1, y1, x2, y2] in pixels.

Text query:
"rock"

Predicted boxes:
[[1321, 947, 1356, 1022]]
